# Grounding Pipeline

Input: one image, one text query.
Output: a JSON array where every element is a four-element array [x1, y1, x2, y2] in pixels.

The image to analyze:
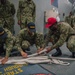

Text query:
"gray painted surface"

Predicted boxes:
[[10, 0, 72, 35], [9, 0, 20, 35]]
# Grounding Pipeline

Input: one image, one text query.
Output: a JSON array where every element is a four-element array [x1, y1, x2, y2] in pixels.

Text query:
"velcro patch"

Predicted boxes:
[[30, 26, 35, 28]]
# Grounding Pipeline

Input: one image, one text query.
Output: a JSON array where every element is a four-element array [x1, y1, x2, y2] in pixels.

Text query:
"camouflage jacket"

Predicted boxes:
[[17, 0, 36, 22], [16, 28, 44, 52], [0, 28, 14, 57], [0, 0, 15, 18], [45, 22, 75, 50]]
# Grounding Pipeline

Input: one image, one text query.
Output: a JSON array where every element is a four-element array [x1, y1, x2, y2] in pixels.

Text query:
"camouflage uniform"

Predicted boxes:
[[0, 0, 15, 34], [45, 22, 75, 52], [17, 0, 36, 29], [15, 28, 44, 52], [0, 28, 14, 57], [65, 15, 75, 29]]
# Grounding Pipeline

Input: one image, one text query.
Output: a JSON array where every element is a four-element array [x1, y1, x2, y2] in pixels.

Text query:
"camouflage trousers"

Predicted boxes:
[[20, 16, 34, 29], [21, 40, 31, 49], [50, 35, 75, 52], [67, 35, 75, 52], [0, 17, 15, 34], [4, 17, 15, 34]]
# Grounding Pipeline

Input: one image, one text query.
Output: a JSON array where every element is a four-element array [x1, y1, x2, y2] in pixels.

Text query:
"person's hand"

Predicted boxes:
[[18, 20, 21, 25], [21, 51, 28, 58], [46, 47, 52, 53], [37, 48, 44, 54], [1, 57, 8, 65]]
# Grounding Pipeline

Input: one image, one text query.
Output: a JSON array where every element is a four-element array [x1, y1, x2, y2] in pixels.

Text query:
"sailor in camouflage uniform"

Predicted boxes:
[[15, 22, 44, 58], [0, 27, 14, 64], [65, 12, 75, 29], [40, 17, 75, 58], [0, 0, 15, 34], [44, 29, 62, 57], [17, 0, 36, 29]]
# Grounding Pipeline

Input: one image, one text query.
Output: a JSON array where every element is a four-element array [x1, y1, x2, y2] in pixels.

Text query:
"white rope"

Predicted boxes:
[[0, 49, 71, 65], [51, 59, 70, 65], [27, 49, 47, 57], [0, 56, 69, 66]]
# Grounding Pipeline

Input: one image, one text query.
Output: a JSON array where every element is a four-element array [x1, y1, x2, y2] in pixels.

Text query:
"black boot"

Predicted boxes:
[[22, 48, 31, 55], [25, 48, 31, 55], [72, 52, 75, 58], [26, 48, 30, 51], [22, 48, 30, 52], [52, 48, 62, 57]]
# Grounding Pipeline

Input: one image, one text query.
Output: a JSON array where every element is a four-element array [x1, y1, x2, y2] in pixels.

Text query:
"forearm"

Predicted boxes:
[[16, 36, 23, 52], [51, 35, 67, 50], [6, 45, 13, 57], [51, 40, 64, 50], [6, 50, 10, 57], [17, 46, 23, 52], [36, 44, 45, 50], [44, 35, 51, 47]]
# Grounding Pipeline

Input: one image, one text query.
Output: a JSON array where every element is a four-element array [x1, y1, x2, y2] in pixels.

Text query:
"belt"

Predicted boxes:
[[70, 34, 75, 36]]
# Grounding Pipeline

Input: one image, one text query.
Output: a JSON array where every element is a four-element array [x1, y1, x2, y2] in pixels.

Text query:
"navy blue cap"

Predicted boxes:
[[27, 22, 36, 32], [0, 27, 7, 39]]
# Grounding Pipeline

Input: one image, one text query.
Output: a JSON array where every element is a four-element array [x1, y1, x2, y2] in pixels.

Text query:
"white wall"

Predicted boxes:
[[10, 0, 72, 35]]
